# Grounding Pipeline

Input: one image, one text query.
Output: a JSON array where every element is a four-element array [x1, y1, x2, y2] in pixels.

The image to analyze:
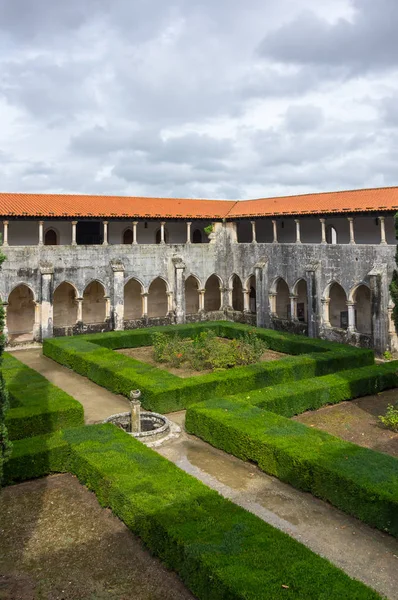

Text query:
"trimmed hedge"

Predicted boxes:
[[4, 425, 382, 599], [186, 398, 398, 538], [2, 353, 84, 440], [43, 323, 374, 413], [229, 360, 398, 417]]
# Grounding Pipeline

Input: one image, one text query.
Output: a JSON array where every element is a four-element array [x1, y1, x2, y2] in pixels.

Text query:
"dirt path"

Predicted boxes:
[[0, 474, 194, 600], [10, 348, 129, 424]]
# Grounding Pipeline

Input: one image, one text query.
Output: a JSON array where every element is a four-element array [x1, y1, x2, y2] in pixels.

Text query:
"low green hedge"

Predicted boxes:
[[186, 398, 398, 538], [4, 425, 382, 599], [2, 353, 84, 440], [229, 360, 398, 417], [43, 323, 374, 413]]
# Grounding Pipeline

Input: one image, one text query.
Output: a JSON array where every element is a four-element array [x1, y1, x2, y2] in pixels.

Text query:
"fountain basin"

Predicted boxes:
[[103, 410, 180, 446]]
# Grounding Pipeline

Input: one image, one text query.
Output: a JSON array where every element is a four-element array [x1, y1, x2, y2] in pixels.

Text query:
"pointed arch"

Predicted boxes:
[[83, 280, 106, 324], [246, 274, 256, 313], [53, 282, 78, 327], [185, 275, 200, 314], [293, 278, 308, 323], [123, 228, 134, 244], [7, 284, 36, 342], [328, 282, 348, 329], [44, 228, 58, 245], [148, 277, 168, 317], [124, 277, 143, 320], [204, 274, 222, 311], [351, 283, 371, 335], [192, 229, 202, 243], [274, 278, 290, 319], [231, 273, 244, 311]]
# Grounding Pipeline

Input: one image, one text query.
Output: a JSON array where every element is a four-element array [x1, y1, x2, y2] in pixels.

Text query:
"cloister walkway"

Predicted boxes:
[[10, 348, 398, 600]]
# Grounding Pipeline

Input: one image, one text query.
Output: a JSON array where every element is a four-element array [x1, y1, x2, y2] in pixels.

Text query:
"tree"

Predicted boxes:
[[0, 245, 11, 487], [390, 213, 398, 330]]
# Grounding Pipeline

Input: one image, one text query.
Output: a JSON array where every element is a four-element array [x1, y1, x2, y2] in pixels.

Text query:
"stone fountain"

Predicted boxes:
[[104, 390, 180, 446]]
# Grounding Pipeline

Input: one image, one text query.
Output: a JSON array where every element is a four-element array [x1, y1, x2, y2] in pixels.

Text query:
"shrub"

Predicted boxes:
[[186, 398, 398, 538], [379, 403, 398, 432]]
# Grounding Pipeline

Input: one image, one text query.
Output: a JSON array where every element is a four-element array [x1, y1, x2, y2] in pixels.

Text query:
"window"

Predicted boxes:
[[44, 229, 58, 245]]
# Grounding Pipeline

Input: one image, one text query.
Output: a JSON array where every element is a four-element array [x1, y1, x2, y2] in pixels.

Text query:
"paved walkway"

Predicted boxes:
[[9, 349, 398, 599], [10, 349, 129, 424]]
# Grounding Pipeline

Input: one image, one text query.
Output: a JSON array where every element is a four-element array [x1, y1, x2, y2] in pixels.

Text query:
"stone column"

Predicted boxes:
[[40, 264, 54, 339], [221, 287, 232, 310], [272, 220, 278, 243], [321, 298, 331, 327], [186, 222, 192, 244], [111, 260, 125, 331], [2, 303, 8, 341], [71, 221, 77, 246], [251, 221, 257, 243], [33, 302, 41, 341], [243, 288, 250, 312], [369, 267, 389, 355], [320, 218, 327, 244], [295, 219, 301, 244], [173, 257, 186, 324], [269, 293, 277, 316], [38, 221, 44, 246], [388, 305, 395, 337], [103, 221, 108, 245], [290, 295, 298, 321], [198, 289, 205, 312], [348, 217, 355, 244], [160, 222, 166, 244], [346, 301, 356, 332], [104, 296, 111, 321], [132, 221, 138, 244], [76, 298, 83, 323], [141, 292, 148, 317], [254, 260, 269, 327], [166, 291, 174, 314], [2, 221, 8, 246], [305, 266, 319, 338], [379, 216, 387, 245]]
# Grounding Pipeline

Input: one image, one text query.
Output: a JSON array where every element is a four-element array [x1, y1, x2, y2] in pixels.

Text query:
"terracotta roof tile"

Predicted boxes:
[[0, 186, 397, 220]]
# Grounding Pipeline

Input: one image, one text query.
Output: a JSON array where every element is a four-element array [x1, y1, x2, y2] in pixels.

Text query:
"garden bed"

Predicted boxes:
[[294, 388, 398, 458]]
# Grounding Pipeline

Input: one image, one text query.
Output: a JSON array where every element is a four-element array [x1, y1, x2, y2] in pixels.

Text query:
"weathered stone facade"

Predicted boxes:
[[1, 215, 396, 355]]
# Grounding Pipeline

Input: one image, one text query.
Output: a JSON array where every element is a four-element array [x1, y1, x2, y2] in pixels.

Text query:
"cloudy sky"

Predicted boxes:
[[1, 0, 398, 200]]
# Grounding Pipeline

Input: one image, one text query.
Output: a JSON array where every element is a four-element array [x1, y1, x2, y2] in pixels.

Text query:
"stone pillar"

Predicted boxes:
[[251, 221, 257, 243], [369, 267, 389, 355], [71, 221, 77, 246], [141, 292, 148, 317], [132, 221, 138, 244], [272, 220, 278, 243], [160, 222, 166, 244], [40, 264, 54, 339], [305, 266, 319, 338], [290, 295, 298, 321], [254, 260, 269, 327], [2, 303, 8, 342], [221, 287, 233, 310], [33, 302, 41, 341], [379, 216, 387, 245], [198, 289, 205, 312], [321, 298, 331, 327], [346, 301, 356, 332], [348, 217, 355, 244], [76, 297, 83, 323], [104, 297, 111, 321], [173, 257, 186, 324], [38, 221, 44, 246], [166, 291, 174, 314], [186, 222, 192, 244], [295, 219, 301, 244], [269, 293, 277, 316], [388, 305, 395, 337], [2, 221, 8, 246], [111, 260, 125, 331], [320, 218, 326, 244], [103, 221, 108, 245], [243, 288, 250, 312]]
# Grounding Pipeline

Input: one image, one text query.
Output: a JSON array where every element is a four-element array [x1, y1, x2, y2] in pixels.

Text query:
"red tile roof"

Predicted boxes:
[[0, 187, 397, 220]]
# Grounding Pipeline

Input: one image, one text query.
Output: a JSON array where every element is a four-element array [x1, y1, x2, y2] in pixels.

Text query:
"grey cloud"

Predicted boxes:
[[283, 105, 324, 132]]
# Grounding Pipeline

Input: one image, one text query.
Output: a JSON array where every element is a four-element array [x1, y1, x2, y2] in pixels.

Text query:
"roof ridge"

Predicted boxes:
[[242, 185, 398, 204]]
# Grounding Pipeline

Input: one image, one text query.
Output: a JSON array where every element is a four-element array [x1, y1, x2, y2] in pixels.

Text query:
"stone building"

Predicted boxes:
[[0, 187, 397, 355]]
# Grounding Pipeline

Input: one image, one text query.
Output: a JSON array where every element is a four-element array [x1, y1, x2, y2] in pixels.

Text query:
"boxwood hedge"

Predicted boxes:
[[43, 322, 374, 413], [186, 397, 398, 538], [3, 353, 84, 440], [3, 424, 382, 600]]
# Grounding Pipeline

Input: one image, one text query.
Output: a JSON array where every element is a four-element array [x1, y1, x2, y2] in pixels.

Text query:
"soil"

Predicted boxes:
[[294, 387, 398, 458], [116, 341, 287, 378], [0, 474, 194, 600]]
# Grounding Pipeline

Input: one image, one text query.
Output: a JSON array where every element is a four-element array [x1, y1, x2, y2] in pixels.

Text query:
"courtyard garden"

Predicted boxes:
[[2, 322, 398, 599]]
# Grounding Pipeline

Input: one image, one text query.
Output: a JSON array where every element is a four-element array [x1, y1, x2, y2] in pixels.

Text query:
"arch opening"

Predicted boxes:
[[123, 229, 133, 244], [353, 285, 371, 335], [329, 282, 347, 329], [185, 275, 200, 314], [192, 229, 202, 244], [326, 225, 337, 244], [83, 281, 106, 324], [44, 229, 58, 245], [148, 278, 168, 317], [247, 275, 256, 313], [124, 278, 143, 320], [204, 275, 221, 311], [53, 282, 78, 327], [295, 279, 308, 323], [231, 274, 244, 311], [275, 279, 290, 319], [155, 228, 169, 244], [8, 284, 35, 342]]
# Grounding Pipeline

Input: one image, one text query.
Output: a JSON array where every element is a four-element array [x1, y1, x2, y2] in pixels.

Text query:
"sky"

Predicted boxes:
[[1, 0, 398, 200]]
